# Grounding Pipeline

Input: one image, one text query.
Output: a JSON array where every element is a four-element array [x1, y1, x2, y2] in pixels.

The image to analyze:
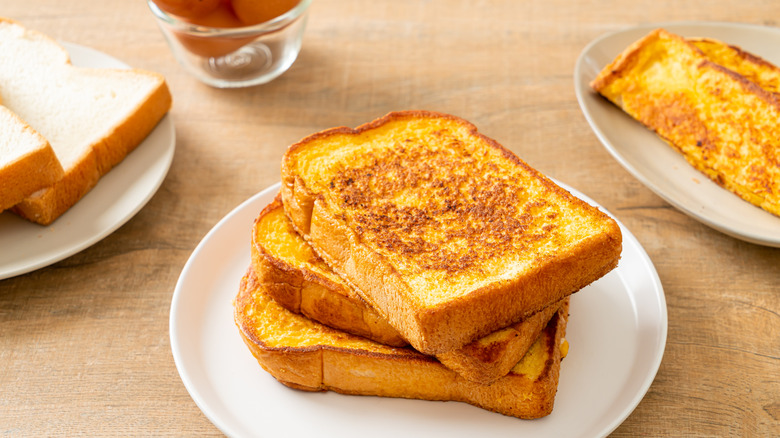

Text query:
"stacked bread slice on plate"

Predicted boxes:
[[234, 110, 623, 419], [0, 18, 171, 225]]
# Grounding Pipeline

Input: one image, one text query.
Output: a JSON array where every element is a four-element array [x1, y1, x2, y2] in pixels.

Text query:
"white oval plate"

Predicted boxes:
[[171, 181, 667, 438], [575, 22, 780, 247], [0, 42, 175, 279]]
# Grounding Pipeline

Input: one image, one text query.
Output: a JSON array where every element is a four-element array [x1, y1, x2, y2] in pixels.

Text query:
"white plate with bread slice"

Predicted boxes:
[[0, 42, 175, 280], [575, 22, 780, 248], [170, 181, 667, 438]]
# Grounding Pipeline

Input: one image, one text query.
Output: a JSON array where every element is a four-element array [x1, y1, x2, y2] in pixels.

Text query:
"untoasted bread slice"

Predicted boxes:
[[591, 29, 780, 216], [234, 268, 570, 419], [281, 110, 621, 354], [0, 18, 172, 224], [252, 195, 563, 383], [0, 105, 63, 211]]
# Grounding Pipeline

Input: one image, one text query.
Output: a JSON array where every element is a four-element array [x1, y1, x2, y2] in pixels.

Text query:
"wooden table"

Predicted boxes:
[[1, 1, 778, 436]]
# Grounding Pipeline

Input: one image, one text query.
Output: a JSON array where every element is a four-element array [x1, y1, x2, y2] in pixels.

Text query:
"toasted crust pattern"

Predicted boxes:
[[591, 29, 780, 216], [281, 110, 621, 354], [252, 195, 564, 383], [234, 268, 570, 419]]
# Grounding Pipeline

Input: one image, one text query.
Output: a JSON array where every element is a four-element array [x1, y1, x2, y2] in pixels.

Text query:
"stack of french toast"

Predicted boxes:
[[233, 110, 623, 419]]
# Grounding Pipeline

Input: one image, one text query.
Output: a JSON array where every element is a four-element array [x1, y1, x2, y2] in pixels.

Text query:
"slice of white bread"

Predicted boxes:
[[0, 105, 63, 211], [0, 18, 172, 224], [234, 267, 571, 419], [252, 194, 563, 384], [281, 110, 622, 354]]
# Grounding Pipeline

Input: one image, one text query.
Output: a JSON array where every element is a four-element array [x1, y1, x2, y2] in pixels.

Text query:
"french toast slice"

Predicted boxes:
[[281, 110, 621, 354], [234, 268, 570, 420], [252, 195, 562, 383], [591, 29, 780, 217]]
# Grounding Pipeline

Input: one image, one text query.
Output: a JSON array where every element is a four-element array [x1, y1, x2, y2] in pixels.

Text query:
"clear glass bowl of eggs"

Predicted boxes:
[[148, 0, 312, 88]]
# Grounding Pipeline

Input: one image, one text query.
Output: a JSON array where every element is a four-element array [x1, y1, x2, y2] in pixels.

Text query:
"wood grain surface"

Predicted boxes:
[[1, 1, 778, 436]]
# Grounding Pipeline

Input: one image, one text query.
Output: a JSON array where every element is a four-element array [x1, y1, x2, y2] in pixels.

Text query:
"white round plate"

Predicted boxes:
[[0, 42, 175, 280], [574, 22, 780, 247], [171, 181, 667, 438]]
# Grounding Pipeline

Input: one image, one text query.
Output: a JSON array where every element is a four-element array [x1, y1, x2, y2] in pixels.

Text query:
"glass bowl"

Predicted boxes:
[[148, 0, 312, 88]]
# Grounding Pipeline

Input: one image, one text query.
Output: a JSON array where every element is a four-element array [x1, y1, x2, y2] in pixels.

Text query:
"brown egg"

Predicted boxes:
[[153, 0, 221, 18], [173, 2, 257, 58], [231, 0, 300, 25], [178, 1, 243, 27]]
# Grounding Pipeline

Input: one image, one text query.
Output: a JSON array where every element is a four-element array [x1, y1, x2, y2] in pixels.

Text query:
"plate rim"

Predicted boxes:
[[574, 21, 780, 247], [0, 41, 176, 279], [170, 181, 667, 438]]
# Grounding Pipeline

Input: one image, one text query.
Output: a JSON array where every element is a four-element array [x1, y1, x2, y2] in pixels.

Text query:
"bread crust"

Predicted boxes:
[[234, 268, 569, 419], [11, 75, 171, 224], [690, 38, 780, 97], [436, 296, 563, 384], [0, 107, 63, 211], [281, 110, 621, 354]]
